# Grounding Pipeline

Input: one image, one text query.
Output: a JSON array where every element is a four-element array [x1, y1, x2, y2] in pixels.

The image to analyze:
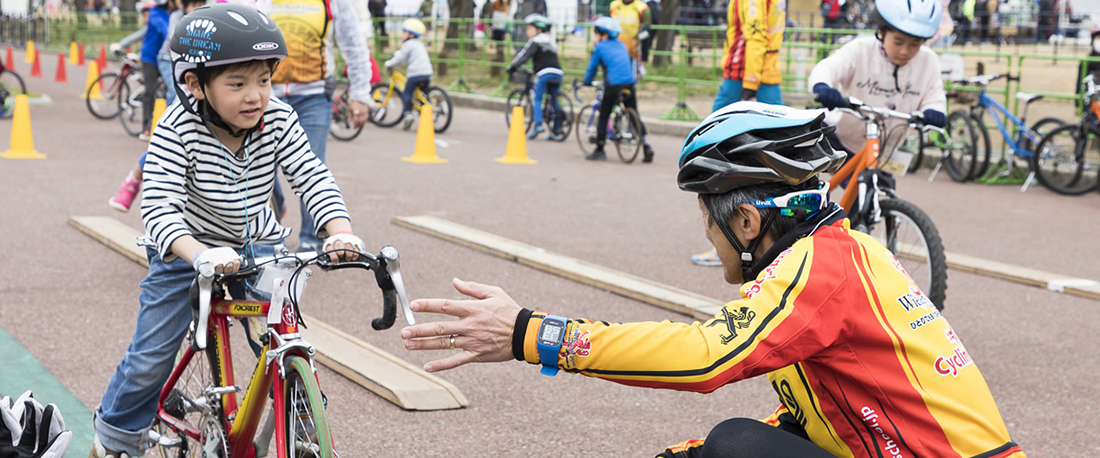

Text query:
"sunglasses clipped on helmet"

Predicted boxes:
[[749, 182, 830, 219]]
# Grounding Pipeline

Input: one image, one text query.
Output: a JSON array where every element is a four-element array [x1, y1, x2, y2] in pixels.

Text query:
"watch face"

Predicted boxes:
[[538, 320, 564, 346]]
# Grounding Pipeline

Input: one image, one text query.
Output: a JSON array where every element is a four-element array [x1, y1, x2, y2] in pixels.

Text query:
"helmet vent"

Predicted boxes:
[[227, 10, 248, 26], [259, 12, 270, 25]]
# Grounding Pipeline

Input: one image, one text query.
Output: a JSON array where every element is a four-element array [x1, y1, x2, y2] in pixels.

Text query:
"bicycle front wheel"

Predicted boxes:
[[544, 93, 573, 141], [0, 69, 26, 119], [1031, 123, 1100, 195], [426, 87, 452, 133], [157, 334, 226, 458], [574, 103, 598, 156], [329, 81, 363, 141], [118, 79, 145, 137], [504, 90, 531, 132], [942, 111, 978, 182], [369, 82, 404, 128], [868, 198, 948, 310], [613, 108, 642, 163], [86, 72, 121, 120], [282, 356, 333, 458]]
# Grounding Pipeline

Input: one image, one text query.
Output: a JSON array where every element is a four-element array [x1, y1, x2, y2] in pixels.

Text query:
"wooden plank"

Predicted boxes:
[[393, 215, 725, 321], [68, 216, 466, 411], [394, 215, 1100, 308]]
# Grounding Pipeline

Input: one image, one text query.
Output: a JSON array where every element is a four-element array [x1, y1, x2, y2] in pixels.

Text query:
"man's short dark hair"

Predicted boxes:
[[700, 176, 822, 241]]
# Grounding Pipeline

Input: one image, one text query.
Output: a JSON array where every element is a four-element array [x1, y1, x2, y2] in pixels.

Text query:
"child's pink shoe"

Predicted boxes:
[[108, 176, 141, 212]]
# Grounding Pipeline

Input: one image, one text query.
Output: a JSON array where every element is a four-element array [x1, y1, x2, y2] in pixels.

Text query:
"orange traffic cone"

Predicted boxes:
[[24, 40, 34, 63], [402, 105, 447, 164], [96, 46, 106, 72], [82, 60, 102, 100], [77, 44, 85, 66], [4, 46, 13, 70], [1, 95, 45, 160], [55, 53, 67, 83], [495, 105, 538, 164], [29, 49, 41, 77]]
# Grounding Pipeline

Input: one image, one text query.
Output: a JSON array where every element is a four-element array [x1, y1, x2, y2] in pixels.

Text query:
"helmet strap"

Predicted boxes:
[[705, 199, 778, 281]]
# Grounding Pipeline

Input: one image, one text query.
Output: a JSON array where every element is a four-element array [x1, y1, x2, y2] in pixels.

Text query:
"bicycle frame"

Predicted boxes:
[[828, 117, 880, 213], [378, 71, 429, 108], [974, 91, 1042, 159]]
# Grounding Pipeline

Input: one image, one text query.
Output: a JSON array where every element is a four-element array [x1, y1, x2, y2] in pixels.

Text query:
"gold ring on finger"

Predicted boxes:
[[449, 334, 456, 350]]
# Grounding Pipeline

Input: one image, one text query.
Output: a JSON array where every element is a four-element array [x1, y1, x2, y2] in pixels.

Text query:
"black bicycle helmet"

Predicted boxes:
[[678, 101, 844, 280], [170, 3, 287, 136]]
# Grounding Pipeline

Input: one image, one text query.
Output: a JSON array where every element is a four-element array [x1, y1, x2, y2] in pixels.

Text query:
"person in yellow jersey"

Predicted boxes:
[[399, 102, 1026, 458], [609, 0, 651, 77], [260, 0, 375, 252]]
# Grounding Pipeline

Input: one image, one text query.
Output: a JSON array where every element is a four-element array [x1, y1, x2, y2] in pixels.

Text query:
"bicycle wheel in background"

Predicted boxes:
[[282, 356, 333, 458], [426, 87, 452, 133], [613, 108, 642, 164], [0, 69, 26, 119], [118, 79, 145, 137], [1020, 116, 1067, 170], [905, 129, 925, 174], [942, 111, 978, 182], [868, 198, 948, 310], [574, 103, 598, 156], [1031, 123, 1100, 195], [157, 335, 227, 458], [329, 81, 363, 141], [369, 82, 403, 128], [969, 111, 992, 179], [86, 72, 121, 120], [545, 93, 573, 141], [504, 90, 532, 132]]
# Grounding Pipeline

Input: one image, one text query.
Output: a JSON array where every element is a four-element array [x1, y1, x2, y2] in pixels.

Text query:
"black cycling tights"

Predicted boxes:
[[698, 418, 835, 458]]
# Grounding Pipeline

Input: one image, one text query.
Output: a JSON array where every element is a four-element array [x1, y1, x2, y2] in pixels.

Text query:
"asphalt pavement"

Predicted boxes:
[[0, 51, 1098, 457]]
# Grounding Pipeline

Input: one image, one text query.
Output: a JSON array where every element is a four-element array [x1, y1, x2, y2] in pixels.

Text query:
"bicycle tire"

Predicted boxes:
[[85, 72, 121, 120], [368, 82, 403, 128], [157, 332, 226, 458], [1021, 116, 1067, 172], [969, 111, 992, 179], [427, 86, 452, 133], [282, 356, 333, 458], [329, 81, 364, 141], [1031, 123, 1100, 195], [906, 128, 924, 174], [942, 111, 978, 182], [504, 90, 532, 132], [545, 93, 573, 142], [869, 198, 948, 310], [118, 78, 144, 137], [0, 70, 24, 119], [575, 103, 598, 156], [614, 108, 643, 163]]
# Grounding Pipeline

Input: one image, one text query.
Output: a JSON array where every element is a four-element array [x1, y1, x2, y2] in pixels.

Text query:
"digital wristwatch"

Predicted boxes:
[[535, 315, 567, 376]]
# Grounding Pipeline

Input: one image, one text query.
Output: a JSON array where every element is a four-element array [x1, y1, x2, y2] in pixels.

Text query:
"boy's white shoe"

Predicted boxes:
[[88, 435, 131, 458], [402, 112, 416, 130]]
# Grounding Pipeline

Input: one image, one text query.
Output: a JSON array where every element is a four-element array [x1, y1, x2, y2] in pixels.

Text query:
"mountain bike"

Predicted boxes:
[[119, 69, 168, 137], [503, 69, 573, 141], [572, 80, 643, 163], [85, 53, 141, 121], [822, 96, 949, 310], [1030, 74, 1100, 195], [0, 61, 25, 119], [329, 80, 363, 141], [368, 69, 452, 133], [145, 245, 415, 458]]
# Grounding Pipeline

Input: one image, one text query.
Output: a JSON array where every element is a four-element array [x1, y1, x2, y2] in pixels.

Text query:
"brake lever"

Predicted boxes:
[[381, 246, 415, 326], [195, 263, 215, 350]]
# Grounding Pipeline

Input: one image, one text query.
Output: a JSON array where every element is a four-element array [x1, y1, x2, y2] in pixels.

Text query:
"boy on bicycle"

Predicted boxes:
[[506, 14, 565, 140], [385, 18, 433, 130], [89, 5, 364, 457], [808, 0, 948, 155], [582, 16, 656, 163]]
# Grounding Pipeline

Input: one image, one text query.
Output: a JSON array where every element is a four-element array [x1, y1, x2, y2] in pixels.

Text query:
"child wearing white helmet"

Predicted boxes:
[[809, 0, 948, 155], [385, 18, 434, 130]]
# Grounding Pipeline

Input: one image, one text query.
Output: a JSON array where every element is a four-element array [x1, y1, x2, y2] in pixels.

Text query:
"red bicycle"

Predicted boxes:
[[85, 53, 140, 121], [146, 245, 415, 458]]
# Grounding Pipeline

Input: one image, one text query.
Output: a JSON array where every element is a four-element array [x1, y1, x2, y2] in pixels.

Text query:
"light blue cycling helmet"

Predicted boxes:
[[677, 101, 845, 195], [593, 16, 622, 39], [525, 13, 552, 31], [874, 0, 942, 39]]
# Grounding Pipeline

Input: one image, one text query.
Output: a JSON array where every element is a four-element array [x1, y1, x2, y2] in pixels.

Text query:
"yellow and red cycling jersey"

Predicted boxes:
[[268, 0, 331, 85], [519, 216, 1024, 458], [610, 0, 649, 60], [721, 0, 784, 89]]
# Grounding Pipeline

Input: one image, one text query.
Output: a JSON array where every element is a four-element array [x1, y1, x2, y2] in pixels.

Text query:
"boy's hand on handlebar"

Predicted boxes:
[[920, 109, 946, 128], [401, 278, 522, 372], [323, 232, 364, 263], [812, 83, 846, 109], [193, 247, 243, 275]]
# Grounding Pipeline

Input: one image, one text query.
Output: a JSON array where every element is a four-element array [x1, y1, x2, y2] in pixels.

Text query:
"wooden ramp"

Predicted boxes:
[[68, 216, 468, 411], [394, 215, 1100, 311]]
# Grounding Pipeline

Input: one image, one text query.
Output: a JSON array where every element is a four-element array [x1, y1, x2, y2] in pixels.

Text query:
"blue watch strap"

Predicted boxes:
[[536, 315, 567, 376]]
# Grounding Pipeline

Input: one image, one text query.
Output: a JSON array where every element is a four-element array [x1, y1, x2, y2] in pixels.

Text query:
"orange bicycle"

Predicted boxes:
[[146, 245, 415, 458], [823, 97, 949, 310]]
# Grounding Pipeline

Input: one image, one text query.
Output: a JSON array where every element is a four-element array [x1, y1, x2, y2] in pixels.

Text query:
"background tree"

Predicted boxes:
[[653, 0, 680, 66]]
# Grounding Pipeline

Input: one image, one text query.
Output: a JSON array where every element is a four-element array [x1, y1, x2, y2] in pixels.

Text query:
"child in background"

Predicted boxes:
[[385, 18, 434, 130], [582, 16, 655, 163], [506, 13, 565, 140]]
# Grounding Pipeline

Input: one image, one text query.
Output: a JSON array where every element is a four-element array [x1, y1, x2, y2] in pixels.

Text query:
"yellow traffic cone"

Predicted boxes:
[[1, 95, 45, 160], [69, 42, 79, 65], [24, 40, 34, 63], [495, 105, 537, 165], [149, 98, 167, 139], [402, 104, 447, 164], [82, 60, 101, 100]]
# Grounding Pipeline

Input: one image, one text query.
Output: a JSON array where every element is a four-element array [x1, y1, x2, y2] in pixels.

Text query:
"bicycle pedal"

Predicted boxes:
[[205, 385, 242, 397]]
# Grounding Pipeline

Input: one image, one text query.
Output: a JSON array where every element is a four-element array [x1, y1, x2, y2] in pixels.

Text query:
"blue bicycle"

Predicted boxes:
[[571, 79, 643, 163], [949, 71, 1066, 189]]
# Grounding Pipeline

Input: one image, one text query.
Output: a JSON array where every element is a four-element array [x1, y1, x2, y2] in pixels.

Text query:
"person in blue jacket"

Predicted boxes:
[[111, 0, 173, 140], [582, 16, 655, 162]]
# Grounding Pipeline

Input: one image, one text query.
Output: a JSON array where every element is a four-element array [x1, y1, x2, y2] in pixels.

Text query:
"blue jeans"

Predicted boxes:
[[712, 79, 783, 112], [531, 73, 562, 128], [157, 56, 176, 106], [271, 93, 331, 249], [402, 75, 431, 115]]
